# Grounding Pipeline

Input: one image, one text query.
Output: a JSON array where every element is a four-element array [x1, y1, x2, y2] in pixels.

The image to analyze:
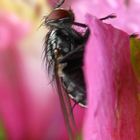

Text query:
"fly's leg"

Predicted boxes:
[[73, 22, 90, 42], [100, 13, 116, 20], [60, 22, 90, 63], [59, 45, 84, 63], [55, 0, 65, 8]]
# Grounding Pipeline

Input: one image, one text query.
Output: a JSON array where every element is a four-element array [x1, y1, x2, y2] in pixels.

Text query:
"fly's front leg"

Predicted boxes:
[[55, 0, 65, 8], [73, 22, 90, 43], [59, 45, 84, 63], [60, 23, 90, 63], [100, 13, 116, 21]]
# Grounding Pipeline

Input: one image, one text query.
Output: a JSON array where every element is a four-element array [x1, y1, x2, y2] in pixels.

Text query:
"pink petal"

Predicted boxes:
[[71, 0, 140, 34], [83, 15, 140, 140], [0, 12, 31, 139], [0, 11, 82, 140], [0, 11, 30, 49]]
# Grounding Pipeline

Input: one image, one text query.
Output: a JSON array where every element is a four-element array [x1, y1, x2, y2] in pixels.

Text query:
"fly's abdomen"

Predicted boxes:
[[45, 28, 87, 107], [60, 63, 86, 107]]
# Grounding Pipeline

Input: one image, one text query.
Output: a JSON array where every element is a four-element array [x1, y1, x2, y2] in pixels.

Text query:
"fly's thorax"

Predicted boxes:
[[49, 28, 73, 59]]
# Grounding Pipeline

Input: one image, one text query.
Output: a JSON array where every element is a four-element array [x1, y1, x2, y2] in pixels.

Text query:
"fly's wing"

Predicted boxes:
[[44, 31, 76, 140], [54, 65, 76, 140]]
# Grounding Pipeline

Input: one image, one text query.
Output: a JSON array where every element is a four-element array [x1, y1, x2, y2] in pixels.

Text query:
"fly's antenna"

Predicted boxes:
[[55, 0, 65, 9]]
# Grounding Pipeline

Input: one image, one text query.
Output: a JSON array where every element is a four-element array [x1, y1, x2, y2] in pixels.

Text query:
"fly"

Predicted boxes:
[[43, 0, 116, 139]]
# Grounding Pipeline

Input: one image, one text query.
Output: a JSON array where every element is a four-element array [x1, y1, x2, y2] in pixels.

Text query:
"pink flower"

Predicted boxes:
[[83, 15, 140, 140], [0, 11, 80, 140], [0, 11, 29, 49]]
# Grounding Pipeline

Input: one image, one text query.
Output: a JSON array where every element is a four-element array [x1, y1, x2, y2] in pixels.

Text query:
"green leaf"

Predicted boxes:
[[130, 38, 140, 81], [76, 131, 83, 140], [0, 120, 6, 140]]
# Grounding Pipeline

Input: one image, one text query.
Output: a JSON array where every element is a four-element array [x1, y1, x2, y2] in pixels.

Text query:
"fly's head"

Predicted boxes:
[[45, 9, 75, 28]]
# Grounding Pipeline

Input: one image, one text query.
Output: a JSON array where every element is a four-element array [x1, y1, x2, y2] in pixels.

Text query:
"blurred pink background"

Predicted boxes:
[[0, 0, 85, 140]]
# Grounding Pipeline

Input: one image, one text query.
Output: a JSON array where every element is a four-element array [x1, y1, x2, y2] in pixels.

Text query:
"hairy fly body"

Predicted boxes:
[[44, 1, 90, 107], [43, 2, 91, 138], [44, 0, 117, 108], [43, 1, 118, 139]]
